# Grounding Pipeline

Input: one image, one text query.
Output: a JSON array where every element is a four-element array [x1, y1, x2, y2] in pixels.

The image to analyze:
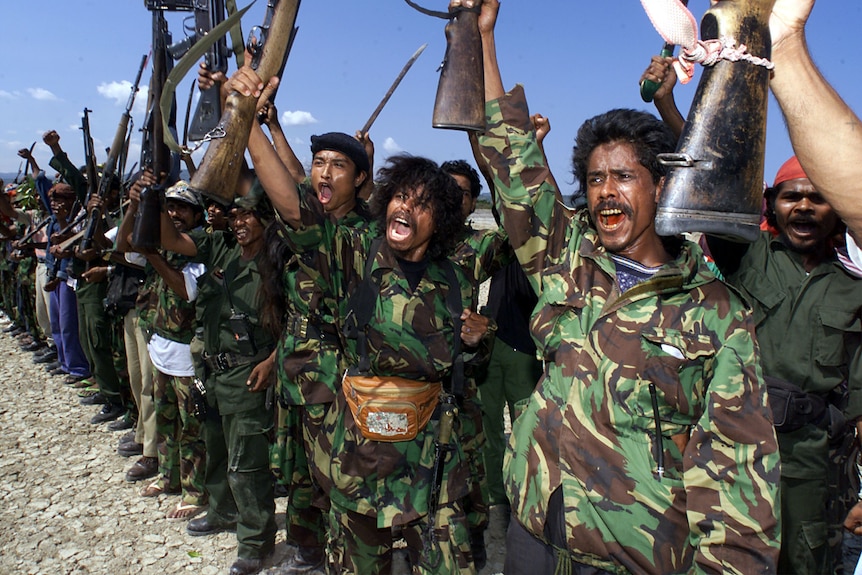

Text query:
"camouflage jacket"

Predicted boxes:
[[275, 183, 373, 405], [150, 250, 200, 344], [283, 213, 508, 528], [477, 86, 780, 574], [711, 232, 862, 479]]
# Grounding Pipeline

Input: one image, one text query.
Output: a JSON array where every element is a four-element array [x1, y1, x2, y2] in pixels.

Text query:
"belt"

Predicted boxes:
[[285, 314, 338, 342], [203, 348, 271, 373]]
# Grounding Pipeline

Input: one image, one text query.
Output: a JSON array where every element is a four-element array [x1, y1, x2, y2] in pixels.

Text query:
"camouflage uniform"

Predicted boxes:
[[147, 250, 207, 505], [452, 224, 513, 549], [477, 86, 781, 574], [190, 229, 276, 562], [710, 232, 862, 573], [271, 184, 373, 554], [283, 210, 508, 574]]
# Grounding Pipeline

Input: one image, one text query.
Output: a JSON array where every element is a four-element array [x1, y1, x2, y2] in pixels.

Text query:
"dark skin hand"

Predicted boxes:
[[80, 266, 108, 284], [460, 308, 491, 347], [246, 351, 276, 392]]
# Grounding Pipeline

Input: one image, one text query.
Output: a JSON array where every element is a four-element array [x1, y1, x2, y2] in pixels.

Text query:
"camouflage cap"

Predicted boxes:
[[164, 180, 203, 210]]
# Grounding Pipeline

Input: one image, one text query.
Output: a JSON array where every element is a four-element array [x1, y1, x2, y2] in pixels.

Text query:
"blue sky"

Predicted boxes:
[[2, 1, 859, 197]]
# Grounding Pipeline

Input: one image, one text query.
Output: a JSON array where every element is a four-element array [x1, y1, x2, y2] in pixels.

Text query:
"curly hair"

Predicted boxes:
[[371, 154, 464, 261], [571, 108, 677, 197], [441, 159, 482, 199]]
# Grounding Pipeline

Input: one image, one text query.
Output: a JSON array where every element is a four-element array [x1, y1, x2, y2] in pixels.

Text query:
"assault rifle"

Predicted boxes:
[[80, 108, 98, 208], [181, 0, 230, 141], [132, 8, 176, 251], [80, 54, 148, 252]]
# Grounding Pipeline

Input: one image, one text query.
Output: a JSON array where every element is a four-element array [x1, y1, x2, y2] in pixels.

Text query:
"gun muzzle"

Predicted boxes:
[[655, 0, 775, 243]]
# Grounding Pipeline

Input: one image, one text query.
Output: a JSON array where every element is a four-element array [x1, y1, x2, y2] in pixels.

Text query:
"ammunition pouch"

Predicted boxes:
[[342, 368, 442, 442], [766, 376, 847, 438], [285, 313, 338, 343]]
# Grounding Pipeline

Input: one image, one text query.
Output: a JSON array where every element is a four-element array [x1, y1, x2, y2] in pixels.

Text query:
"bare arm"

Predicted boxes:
[[640, 55, 685, 141], [227, 66, 303, 228], [260, 102, 306, 183], [145, 252, 191, 301], [769, 0, 862, 235]]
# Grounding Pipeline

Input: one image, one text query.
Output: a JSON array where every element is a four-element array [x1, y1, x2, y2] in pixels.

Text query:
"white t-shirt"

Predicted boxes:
[[147, 261, 206, 377]]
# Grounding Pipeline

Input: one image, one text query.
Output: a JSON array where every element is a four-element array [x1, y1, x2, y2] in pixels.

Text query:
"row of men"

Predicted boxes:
[[210, 0, 862, 572], [3, 0, 862, 574]]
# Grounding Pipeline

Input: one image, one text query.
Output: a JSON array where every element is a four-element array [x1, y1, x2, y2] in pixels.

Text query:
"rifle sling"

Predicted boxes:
[[160, 3, 254, 154]]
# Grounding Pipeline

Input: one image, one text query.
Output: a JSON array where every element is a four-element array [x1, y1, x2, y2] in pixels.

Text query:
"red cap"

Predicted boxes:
[[773, 156, 808, 188]]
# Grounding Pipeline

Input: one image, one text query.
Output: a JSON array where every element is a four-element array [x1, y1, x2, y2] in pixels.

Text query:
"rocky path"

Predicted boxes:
[[0, 261, 506, 575]]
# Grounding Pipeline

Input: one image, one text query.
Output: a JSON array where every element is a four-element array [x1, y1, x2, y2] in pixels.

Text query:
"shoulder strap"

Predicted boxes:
[[343, 238, 465, 397]]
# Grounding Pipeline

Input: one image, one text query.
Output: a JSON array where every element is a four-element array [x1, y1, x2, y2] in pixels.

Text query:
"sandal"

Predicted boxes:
[[140, 480, 179, 498], [167, 502, 206, 520]]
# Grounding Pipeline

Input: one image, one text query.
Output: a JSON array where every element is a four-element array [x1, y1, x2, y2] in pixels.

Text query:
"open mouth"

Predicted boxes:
[[388, 216, 412, 241], [317, 185, 332, 204], [599, 208, 625, 229]]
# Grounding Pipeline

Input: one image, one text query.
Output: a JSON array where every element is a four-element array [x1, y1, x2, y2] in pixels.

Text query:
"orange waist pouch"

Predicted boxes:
[[341, 372, 442, 442]]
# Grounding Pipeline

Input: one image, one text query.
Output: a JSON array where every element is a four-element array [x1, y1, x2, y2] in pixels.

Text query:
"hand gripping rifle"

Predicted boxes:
[[405, 0, 484, 132], [423, 395, 458, 560], [189, 0, 302, 205], [132, 8, 176, 250], [80, 54, 148, 252]]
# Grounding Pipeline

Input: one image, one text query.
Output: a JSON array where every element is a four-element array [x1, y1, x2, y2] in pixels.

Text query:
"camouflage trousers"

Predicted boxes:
[[154, 371, 207, 506], [271, 402, 329, 550], [331, 501, 475, 575], [459, 379, 488, 537]]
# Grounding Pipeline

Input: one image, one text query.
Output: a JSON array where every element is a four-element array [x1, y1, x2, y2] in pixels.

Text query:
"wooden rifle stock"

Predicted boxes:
[[190, 0, 301, 205], [655, 0, 775, 242], [432, 5, 483, 131]]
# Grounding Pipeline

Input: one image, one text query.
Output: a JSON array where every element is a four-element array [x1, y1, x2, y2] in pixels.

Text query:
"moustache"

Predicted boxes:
[[593, 200, 633, 218]]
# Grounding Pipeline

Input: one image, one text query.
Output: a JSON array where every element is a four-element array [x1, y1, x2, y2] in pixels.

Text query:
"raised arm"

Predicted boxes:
[[769, 0, 862, 235], [260, 101, 306, 183], [640, 56, 685, 140], [227, 66, 303, 228]]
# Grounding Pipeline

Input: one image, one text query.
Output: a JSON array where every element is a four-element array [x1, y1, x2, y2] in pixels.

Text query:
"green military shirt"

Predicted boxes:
[[275, 182, 373, 405], [150, 250, 200, 345], [478, 85, 780, 574], [190, 229, 274, 416], [282, 205, 508, 529], [714, 232, 862, 479]]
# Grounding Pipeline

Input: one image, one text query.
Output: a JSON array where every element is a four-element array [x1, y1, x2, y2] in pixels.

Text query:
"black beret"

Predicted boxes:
[[310, 132, 370, 175]]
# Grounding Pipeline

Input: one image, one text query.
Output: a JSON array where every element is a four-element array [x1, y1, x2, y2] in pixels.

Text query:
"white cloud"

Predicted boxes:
[[280, 110, 317, 127], [97, 80, 133, 106], [98, 81, 149, 117], [0, 90, 20, 99], [27, 88, 58, 101], [382, 137, 402, 155]]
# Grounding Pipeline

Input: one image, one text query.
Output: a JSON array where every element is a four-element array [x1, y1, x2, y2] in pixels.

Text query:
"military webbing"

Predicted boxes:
[[343, 238, 465, 398]]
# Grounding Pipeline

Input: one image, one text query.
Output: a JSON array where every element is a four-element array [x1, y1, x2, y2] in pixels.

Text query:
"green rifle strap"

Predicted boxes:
[[160, 2, 255, 154], [225, 0, 246, 69]]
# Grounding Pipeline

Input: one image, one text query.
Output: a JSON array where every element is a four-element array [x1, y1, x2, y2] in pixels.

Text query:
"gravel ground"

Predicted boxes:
[[0, 210, 507, 575]]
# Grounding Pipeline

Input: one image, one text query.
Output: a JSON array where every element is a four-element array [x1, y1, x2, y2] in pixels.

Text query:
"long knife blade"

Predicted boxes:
[[360, 43, 427, 135]]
